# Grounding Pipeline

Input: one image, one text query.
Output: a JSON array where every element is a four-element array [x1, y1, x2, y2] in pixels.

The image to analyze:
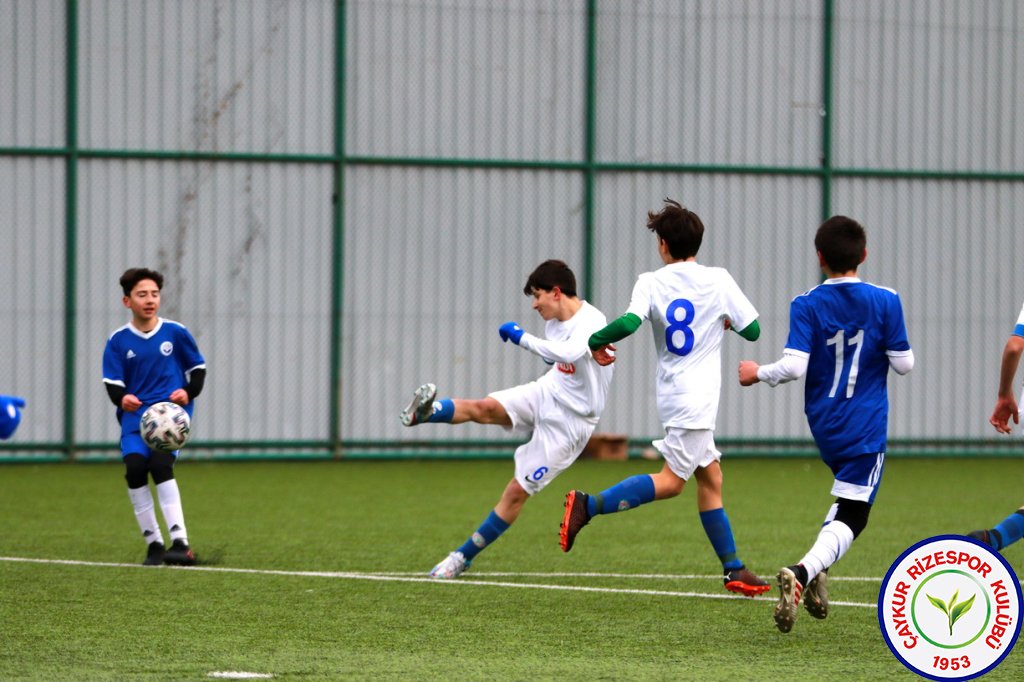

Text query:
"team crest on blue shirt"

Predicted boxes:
[[160, 341, 173, 356]]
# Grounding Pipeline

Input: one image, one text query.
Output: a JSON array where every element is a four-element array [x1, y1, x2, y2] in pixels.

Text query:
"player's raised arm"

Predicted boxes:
[[740, 352, 809, 388], [518, 325, 592, 364], [588, 312, 642, 366]]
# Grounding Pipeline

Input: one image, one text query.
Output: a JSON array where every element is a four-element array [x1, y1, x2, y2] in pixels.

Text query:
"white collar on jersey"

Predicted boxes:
[[127, 317, 164, 339]]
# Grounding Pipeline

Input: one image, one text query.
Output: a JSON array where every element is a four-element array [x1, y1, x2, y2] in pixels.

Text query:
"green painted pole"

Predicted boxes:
[[820, 0, 835, 221], [329, 0, 347, 458], [582, 0, 598, 298], [64, 0, 79, 461]]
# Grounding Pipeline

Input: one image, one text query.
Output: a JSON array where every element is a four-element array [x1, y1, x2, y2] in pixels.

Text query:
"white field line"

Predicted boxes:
[[378, 570, 883, 582], [0, 555, 877, 609]]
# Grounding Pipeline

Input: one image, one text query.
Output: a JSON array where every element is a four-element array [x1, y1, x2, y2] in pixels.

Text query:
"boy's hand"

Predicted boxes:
[[592, 344, 616, 366], [989, 396, 1020, 434], [738, 360, 761, 386], [169, 388, 190, 406], [122, 394, 143, 412], [498, 322, 524, 345]]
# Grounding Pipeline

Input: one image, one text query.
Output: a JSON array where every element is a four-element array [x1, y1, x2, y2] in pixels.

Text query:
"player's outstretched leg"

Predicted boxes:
[[560, 490, 592, 552], [560, 475, 657, 552], [401, 383, 437, 426], [429, 551, 469, 579], [803, 570, 828, 619], [968, 509, 1024, 551], [774, 566, 803, 633]]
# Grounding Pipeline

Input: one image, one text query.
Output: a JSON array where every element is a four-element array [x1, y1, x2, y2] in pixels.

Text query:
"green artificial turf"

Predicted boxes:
[[1, 457, 1021, 680]]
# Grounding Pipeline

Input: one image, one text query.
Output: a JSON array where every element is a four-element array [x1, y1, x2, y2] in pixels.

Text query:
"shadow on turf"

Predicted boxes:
[[192, 545, 225, 566]]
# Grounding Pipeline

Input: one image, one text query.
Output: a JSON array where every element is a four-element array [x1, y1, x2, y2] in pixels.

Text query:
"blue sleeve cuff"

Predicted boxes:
[[1013, 324, 1024, 338]]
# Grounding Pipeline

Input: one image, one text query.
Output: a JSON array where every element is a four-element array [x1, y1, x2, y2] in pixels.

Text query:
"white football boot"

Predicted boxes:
[[429, 551, 469, 579], [400, 383, 437, 426]]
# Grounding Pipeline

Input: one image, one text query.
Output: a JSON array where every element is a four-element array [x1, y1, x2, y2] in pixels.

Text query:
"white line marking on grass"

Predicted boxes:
[[0, 556, 876, 608], [377, 570, 883, 582], [207, 673, 273, 679]]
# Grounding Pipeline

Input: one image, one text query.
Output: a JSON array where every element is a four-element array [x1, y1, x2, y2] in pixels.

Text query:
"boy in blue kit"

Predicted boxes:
[[103, 268, 207, 566], [966, 304, 1024, 551], [738, 216, 914, 633]]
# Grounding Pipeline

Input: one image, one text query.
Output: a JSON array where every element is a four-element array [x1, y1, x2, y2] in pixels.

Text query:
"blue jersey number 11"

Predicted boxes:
[[826, 328, 864, 398]]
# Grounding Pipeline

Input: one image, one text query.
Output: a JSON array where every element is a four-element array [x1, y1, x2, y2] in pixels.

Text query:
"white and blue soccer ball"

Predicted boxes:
[[140, 402, 191, 452]]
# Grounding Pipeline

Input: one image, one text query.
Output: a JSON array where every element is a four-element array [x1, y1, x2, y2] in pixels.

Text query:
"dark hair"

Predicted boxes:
[[120, 268, 164, 296], [815, 216, 866, 273], [647, 198, 704, 259], [523, 259, 577, 297]]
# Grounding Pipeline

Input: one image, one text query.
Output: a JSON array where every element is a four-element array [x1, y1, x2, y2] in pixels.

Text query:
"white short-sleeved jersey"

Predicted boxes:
[[516, 300, 614, 421], [625, 262, 757, 429]]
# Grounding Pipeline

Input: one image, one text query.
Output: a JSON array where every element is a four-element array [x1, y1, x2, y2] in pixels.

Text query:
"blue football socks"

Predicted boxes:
[[700, 507, 742, 570], [991, 509, 1024, 550], [427, 398, 455, 423], [457, 510, 511, 561], [587, 475, 656, 517]]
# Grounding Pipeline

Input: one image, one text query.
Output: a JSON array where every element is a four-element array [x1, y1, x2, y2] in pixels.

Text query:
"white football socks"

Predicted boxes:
[[127, 485, 164, 546], [799, 520, 855, 584], [156, 479, 188, 544]]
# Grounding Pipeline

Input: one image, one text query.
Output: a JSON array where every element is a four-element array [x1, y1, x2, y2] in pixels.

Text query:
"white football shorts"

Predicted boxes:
[[652, 427, 721, 480], [489, 380, 597, 495]]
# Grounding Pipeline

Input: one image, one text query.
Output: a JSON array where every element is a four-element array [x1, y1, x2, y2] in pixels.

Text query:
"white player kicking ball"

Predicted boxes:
[[400, 259, 614, 578]]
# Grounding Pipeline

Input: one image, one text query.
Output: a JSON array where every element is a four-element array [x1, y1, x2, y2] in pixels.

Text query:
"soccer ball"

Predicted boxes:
[[140, 402, 191, 452]]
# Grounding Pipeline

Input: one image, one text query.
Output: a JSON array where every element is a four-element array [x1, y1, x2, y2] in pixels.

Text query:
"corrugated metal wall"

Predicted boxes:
[[1, 0, 1022, 459], [594, 1, 824, 167]]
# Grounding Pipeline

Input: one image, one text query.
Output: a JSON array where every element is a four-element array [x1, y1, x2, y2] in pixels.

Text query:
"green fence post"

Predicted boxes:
[[330, 0, 347, 459], [64, 0, 79, 462]]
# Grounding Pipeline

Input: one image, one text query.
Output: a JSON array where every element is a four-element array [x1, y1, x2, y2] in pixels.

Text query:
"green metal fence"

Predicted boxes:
[[2, 0, 1023, 461]]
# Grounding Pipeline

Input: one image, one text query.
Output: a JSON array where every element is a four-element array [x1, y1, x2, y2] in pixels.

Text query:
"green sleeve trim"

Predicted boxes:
[[736, 319, 760, 341], [589, 313, 642, 349]]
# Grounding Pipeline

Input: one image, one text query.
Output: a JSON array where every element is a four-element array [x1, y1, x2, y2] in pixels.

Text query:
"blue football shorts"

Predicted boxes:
[[826, 451, 885, 503]]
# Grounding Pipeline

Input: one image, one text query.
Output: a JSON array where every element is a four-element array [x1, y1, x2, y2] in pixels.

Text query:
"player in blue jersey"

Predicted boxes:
[[0, 394, 26, 439], [738, 216, 914, 633], [966, 303, 1024, 551], [102, 268, 207, 566]]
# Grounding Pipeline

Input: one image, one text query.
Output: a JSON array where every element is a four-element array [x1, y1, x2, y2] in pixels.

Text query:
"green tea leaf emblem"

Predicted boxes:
[[927, 589, 976, 636]]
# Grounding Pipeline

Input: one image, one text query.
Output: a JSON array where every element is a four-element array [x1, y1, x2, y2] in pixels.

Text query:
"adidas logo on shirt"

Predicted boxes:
[[126, 350, 136, 359]]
